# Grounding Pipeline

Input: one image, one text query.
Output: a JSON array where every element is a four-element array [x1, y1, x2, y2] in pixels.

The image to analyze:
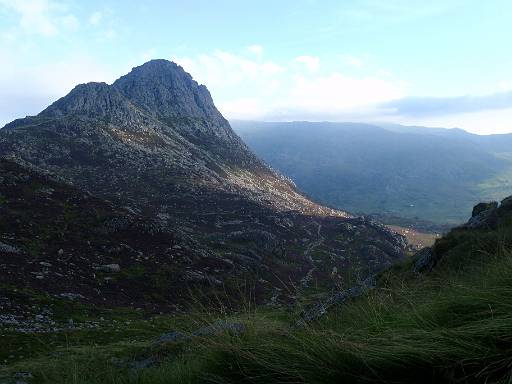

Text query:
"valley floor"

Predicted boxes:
[[387, 224, 441, 250]]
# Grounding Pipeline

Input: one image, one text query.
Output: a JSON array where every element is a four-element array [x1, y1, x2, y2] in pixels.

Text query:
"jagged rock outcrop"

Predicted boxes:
[[413, 246, 437, 273], [296, 275, 376, 326], [413, 195, 512, 274], [463, 196, 511, 230], [0, 60, 406, 308], [471, 202, 498, 217]]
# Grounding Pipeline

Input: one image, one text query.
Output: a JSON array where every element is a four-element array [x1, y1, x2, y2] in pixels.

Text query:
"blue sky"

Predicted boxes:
[[1, 0, 512, 133]]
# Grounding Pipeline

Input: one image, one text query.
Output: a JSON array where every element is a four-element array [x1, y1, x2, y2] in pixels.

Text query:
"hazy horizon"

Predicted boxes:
[[229, 119, 499, 136]]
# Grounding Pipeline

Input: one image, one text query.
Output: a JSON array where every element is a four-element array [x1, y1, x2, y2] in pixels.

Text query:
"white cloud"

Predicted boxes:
[[173, 50, 407, 121], [344, 55, 363, 68], [60, 13, 79, 30], [0, 0, 79, 37], [384, 91, 512, 117], [175, 50, 285, 89], [286, 73, 407, 112], [1, 30, 16, 43], [499, 81, 512, 92], [98, 27, 116, 41], [88, 11, 103, 26], [401, 108, 512, 135], [247, 44, 263, 57], [221, 98, 266, 120], [86, 8, 119, 41], [174, 49, 512, 134], [295, 55, 320, 72]]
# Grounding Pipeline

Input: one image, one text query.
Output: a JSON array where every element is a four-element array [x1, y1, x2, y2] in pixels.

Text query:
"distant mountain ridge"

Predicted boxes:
[[233, 120, 512, 225]]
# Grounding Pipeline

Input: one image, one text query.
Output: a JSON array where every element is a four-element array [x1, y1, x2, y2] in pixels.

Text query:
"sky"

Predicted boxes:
[[1, 0, 512, 134]]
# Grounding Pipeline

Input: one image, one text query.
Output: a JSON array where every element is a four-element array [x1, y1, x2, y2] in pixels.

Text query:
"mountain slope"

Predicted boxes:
[[233, 121, 512, 225], [190, 194, 512, 384], [0, 60, 405, 310], [3, 195, 511, 383], [0, 157, 194, 311]]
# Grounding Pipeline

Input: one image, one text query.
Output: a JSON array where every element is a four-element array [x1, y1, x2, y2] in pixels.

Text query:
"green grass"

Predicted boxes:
[[194, 238, 512, 383], [3, 219, 512, 383]]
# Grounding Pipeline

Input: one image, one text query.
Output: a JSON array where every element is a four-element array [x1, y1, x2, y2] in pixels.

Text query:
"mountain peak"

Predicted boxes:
[[128, 59, 184, 73], [36, 60, 225, 125], [113, 59, 224, 123]]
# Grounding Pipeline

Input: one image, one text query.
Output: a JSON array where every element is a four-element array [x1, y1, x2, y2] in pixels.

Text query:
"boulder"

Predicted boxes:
[[296, 275, 376, 326], [0, 241, 21, 254], [193, 321, 246, 337], [500, 196, 512, 210], [413, 247, 437, 273], [152, 321, 245, 347], [472, 201, 498, 217], [153, 330, 188, 346], [464, 202, 499, 229], [94, 264, 121, 273]]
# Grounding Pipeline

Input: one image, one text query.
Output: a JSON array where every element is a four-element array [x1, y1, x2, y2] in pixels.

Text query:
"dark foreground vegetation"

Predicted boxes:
[[2, 199, 512, 383]]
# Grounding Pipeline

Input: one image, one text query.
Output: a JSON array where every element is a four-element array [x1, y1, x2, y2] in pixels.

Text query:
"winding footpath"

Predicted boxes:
[[300, 221, 324, 288]]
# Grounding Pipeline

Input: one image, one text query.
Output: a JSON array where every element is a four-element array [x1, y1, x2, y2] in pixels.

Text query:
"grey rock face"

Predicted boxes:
[[464, 195, 512, 230], [296, 275, 376, 326], [193, 321, 246, 337], [116, 321, 246, 372], [465, 203, 499, 229], [0, 241, 20, 254], [416, 195, 512, 275], [113, 60, 252, 163], [501, 196, 512, 210], [153, 330, 188, 345], [40, 82, 125, 119], [471, 202, 498, 217], [113, 60, 223, 122], [413, 247, 437, 273], [57, 293, 85, 300], [153, 321, 245, 347]]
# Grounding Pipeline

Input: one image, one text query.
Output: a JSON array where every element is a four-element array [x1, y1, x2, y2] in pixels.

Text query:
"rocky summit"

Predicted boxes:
[[0, 60, 406, 312]]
